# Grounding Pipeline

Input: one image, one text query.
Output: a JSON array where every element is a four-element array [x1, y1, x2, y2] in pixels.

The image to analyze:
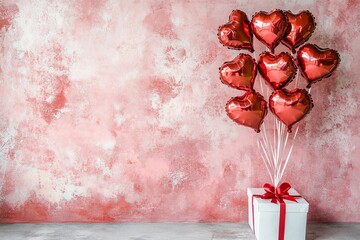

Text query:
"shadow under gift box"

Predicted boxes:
[[247, 188, 309, 240]]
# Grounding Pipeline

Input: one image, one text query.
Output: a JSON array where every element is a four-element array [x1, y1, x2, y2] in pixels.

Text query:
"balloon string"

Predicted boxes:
[[255, 48, 276, 184], [257, 60, 275, 167], [259, 139, 273, 171], [276, 118, 283, 187], [260, 123, 274, 170], [269, 51, 301, 184], [276, 123, 288, 180], [273, 112, 278, 186], [255, 46, 304, 187], [279, 125, 299, 181], [258, 138, 274, 184], [258, 136, 273, 178]]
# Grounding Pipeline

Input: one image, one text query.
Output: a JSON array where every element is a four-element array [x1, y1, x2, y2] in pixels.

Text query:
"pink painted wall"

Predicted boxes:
[[0, 0, 359, 223]]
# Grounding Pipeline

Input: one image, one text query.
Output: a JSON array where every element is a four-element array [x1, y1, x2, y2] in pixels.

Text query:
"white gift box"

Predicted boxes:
[[247, 188, 309, 240]]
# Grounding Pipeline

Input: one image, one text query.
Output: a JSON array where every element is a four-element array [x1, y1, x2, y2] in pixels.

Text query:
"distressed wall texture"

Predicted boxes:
[[0, 0, 359, 222]]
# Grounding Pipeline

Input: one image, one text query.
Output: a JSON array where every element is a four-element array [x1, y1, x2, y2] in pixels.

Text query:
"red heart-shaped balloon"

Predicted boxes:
[[281, 11, 316, 53], [269, 88, 313, 132], [258, 52, 297, 90], [218, 10, 254, 52], [297, 43, 341, 88], [251, 9, 288, 53], [219, 54, 257, 91], [226, 91, 267, 133]]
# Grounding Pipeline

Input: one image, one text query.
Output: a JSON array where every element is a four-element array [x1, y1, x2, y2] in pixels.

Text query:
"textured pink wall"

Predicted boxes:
[[0, 0, 359, 223]]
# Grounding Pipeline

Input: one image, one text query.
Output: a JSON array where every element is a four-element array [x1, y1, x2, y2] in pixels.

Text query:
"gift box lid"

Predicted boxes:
[[247, 188, 309, 213]]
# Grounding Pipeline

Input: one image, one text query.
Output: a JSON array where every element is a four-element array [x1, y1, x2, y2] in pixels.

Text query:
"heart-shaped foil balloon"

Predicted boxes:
[[226, 91, 268, 133], [251, 9, 288, 53], [281, 11, 316, 53], [219, 54, 257, 91], [258, 52, 297, 90], [269, 88, 313, 132], [218, 10, 254, 52], [297, 43, 341, 88]]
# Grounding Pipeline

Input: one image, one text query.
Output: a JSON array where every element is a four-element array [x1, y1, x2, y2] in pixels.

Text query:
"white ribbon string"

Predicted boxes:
[[256, 48, 302, 187]]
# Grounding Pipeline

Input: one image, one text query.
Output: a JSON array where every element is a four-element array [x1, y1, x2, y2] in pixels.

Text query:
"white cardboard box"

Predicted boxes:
[[247, 188, 309, 240]]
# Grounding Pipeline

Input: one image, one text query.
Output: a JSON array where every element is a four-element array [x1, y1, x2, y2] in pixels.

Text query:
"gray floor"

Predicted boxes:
[[0, 222, 359, 240]]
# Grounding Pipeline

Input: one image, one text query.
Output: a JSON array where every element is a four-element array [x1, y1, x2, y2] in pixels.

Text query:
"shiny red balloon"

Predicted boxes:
[[226, 91, 268, 133], [269, 88, 313, 132], [258, 52, 297, 90], [251, 9, 288, 53], [219, 54, 257, 91], [297, 43, 341, 88], [281, 11, 316, 53], [218, 10, 254, 52]]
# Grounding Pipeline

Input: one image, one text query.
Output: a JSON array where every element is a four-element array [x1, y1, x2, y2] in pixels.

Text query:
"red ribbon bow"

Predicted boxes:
[[262, 182, 298, 204], [252, 182, 300, 240]]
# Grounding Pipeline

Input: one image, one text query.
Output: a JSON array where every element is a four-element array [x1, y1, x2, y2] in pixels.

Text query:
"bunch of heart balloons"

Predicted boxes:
[[217, 9, 340, 133]]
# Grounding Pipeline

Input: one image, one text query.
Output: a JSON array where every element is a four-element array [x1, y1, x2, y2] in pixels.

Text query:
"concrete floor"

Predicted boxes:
[[0, 222, 359, 240]]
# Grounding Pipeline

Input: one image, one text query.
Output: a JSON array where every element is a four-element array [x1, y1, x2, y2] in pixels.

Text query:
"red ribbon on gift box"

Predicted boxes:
[[251, 182, 301, 240]]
